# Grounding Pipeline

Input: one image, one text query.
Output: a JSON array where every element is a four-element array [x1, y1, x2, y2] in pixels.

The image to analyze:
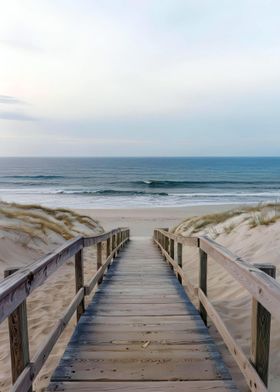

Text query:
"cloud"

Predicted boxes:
[[1, 1, 280, 155], [0, 39, 43, 53], [0, 96, 34, 121], [0, 111, 37, 121], [0, 95, 23, 104]]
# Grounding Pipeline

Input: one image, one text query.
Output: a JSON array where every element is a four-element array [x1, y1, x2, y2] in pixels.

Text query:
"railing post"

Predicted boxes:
[[164, 235, 169, 258], [111, 234, 115, 257], [75, 250, 85, 321], [114, 233, 117, 255], [251, 264, 276, 387], [170, 238, 175, 259], [106, 236, 111, 258], [4, 268, 32, 392], [97, 241, 103, 284], [115, 233, 119, 255], [117, 232, 120, 255], [177, 242, 183, 284], [106, 236, 111, 269], [199, 248, 208, 326], [169, 238, 174, 270], [153, 230, 156, 242]]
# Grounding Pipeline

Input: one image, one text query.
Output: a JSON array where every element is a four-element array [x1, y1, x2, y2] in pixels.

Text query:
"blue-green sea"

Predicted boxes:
[[0, 157, 280, 208]]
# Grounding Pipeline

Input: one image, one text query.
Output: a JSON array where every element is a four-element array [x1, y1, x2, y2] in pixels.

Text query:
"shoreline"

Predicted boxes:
[[76, 204, 239, 236]]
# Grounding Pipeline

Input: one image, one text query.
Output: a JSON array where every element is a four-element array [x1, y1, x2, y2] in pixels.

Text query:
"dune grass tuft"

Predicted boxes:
[[0, 202, 104, 247], [174, 202, 280, 236]]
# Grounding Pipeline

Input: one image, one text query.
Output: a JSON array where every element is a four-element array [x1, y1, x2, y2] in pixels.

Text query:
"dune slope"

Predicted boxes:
[[174, 204, 280, 391], [0, 202, 104, 392]]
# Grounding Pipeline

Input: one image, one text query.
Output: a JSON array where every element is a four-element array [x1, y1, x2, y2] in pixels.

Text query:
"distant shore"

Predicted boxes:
[[77, 204, 238, 236]]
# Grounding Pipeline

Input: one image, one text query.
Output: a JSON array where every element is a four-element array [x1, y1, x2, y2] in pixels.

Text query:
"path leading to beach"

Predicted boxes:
[[48, 237, 237, 391]]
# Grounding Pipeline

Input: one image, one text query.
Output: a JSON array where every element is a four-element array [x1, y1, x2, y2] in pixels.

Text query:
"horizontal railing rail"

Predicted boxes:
[[0, 227, 130, 392], [154, 228, 279, 392]]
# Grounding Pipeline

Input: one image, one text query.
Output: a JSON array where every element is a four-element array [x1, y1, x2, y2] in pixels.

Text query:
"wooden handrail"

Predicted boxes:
[[85, 234, 129, 295], [0, 228, 127, 323], [199, 236, 280, 323], [154, 228, 279, 391], [1, 227, 130, 392]]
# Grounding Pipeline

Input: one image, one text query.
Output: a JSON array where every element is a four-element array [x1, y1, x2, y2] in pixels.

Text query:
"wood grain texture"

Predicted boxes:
[[199, 249, 208, 326], [251, 264, 276, 386], [75, 250, 84, 321], [47, 380, 238, 391], [4, 269, 31, 390], [48, 238, 236, 391], [156, 229, 199, 247]]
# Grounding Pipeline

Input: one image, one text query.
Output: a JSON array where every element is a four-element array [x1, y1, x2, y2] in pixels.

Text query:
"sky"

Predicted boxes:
[[0, 0, 280, 156]]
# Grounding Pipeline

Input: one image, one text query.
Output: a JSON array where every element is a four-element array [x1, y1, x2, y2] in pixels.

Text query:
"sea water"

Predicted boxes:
[[0, 157, 279, 209]]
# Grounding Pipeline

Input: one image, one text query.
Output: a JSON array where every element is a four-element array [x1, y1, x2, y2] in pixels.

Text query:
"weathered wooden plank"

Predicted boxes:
[[104, 273, 175, 278], [47, 380, 238, 391], [62, 343, 221, 357], [87, 302, 194, 312], [199, 249, 207, 326], [73, 322, 205, 332], [11, 365, 32, 392], [75, 250, 84, 321], [52, 353, 230, 381], [251, 264, 276, 386], [177, 242, 183, 284], [83, 228, 129, 247], [101, 281, 180, 286], [99, 287, 185, 293], [61, 346, 224, 361], [62, 342, 220, 355], [92, 295, 188, 304], [156, 229, 199, 247], [86, 306, 196, 316], [68, 332, 212, 346], [79, 315, 202, 325], [52, 357, 230, 381], [4, 268, 31, 390]]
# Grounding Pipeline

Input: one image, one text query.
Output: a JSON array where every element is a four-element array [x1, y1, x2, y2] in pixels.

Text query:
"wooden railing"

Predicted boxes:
[[154, 228, 280, 392], [0, 227, 130, 392]]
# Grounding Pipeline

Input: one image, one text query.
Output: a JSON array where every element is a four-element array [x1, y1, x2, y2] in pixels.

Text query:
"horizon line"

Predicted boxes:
[[0, 155, 280, 159]]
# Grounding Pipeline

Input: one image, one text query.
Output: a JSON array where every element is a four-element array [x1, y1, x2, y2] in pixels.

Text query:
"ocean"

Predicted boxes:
[[0, 157, 280, 209]]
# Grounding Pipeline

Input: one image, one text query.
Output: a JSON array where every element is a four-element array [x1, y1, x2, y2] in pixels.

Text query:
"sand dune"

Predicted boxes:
[[0, 202, 104, 392], [174, 204, 280, 391]]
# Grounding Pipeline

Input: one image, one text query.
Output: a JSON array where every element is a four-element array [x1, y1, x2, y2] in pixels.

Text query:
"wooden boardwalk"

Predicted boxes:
[[47, 237, 237, 391]]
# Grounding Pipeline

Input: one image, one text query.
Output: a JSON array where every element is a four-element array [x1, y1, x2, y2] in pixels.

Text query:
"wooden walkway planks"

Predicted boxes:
[[48, 237, 238, 391]]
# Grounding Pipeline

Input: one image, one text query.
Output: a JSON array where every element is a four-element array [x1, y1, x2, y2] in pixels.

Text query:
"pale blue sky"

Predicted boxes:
[[0, 0, 280, 156]]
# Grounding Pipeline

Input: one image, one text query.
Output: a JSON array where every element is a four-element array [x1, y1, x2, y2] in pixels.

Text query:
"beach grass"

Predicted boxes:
[[174, 202, 280, 236]]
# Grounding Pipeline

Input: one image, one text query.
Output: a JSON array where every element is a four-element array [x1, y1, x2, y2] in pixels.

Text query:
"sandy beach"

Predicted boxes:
[[79, 204, 237, 236]]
